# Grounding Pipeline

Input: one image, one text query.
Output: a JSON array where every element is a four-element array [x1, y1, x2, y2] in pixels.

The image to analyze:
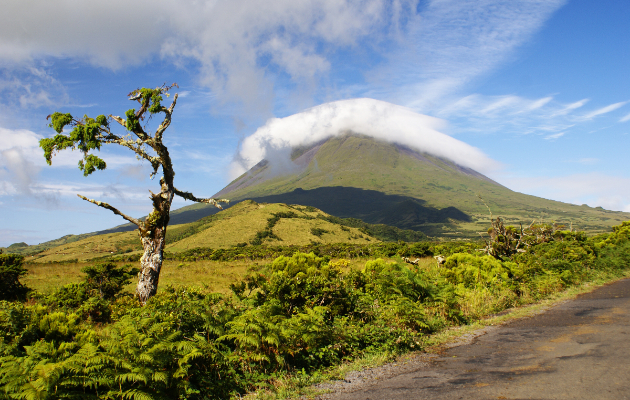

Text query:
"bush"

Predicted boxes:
[[0, 254, 29, 301], [442, 253, 515, 289], [46, 263, 139, 323], [82, 262, 139, 300]]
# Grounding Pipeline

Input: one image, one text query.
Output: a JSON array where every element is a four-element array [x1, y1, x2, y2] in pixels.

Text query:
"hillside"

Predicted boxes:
[[175, 134, 629, 238], [24, 201, 384, 263]]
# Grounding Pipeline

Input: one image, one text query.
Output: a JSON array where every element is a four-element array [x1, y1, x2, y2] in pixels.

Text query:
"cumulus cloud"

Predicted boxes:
[[231, 98, 499, 179], [0, 126, 144, 196], [0, 128, 42, 195]]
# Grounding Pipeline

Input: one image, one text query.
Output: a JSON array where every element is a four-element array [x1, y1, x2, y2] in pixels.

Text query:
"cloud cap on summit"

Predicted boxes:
[[231, 98, 500, 179]]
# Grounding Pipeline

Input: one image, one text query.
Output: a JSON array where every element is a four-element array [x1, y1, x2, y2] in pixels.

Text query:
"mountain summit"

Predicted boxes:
[[210, 134, 629, 238]]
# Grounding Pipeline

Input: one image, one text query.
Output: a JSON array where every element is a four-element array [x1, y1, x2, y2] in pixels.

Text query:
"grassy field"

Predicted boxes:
[[22, 259, 253, 295], [23, 255, 418, 295]]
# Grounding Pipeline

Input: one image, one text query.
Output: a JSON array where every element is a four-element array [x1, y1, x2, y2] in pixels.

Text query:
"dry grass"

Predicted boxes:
[[22, 255, 416, 295], [22, 262, 88, 293], [22, 259, 252, 295], [273, 218, 373, 245], [26, 231, 141, 263]]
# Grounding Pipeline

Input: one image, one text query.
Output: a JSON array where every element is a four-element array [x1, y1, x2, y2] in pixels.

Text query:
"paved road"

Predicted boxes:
[[323, 278, 630, 400]]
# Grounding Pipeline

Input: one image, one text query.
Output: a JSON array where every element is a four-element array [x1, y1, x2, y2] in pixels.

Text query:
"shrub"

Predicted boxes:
[[442, 253, 515, 289], [0, 254, 29, 301], [310, 227, 329, 237], [81, 262, 139, 300]]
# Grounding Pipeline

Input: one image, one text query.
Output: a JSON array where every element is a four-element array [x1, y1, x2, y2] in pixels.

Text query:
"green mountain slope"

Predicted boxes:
[[22, 201, 427, 262], [195, 134, 629, 238]]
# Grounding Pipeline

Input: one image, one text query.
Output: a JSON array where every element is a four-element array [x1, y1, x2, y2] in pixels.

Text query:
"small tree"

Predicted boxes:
[[82, 262, 140, 301], [40, 84, 228, 304], [0, 253, 30, 301]]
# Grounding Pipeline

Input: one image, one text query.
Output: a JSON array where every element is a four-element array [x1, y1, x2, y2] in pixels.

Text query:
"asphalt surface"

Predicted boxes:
[[320, 278, 630, 400]]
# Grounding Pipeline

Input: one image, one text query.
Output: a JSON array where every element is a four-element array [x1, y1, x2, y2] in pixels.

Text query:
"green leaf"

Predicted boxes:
[[125, 109, 140, 132], [49, 112, 73, 133]]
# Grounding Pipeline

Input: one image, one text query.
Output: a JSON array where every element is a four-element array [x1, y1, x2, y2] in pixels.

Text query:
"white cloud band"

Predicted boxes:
[[232, 98, 499, 179]]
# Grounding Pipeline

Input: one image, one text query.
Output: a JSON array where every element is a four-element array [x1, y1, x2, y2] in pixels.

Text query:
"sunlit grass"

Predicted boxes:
[[23, 255, 418, 295]]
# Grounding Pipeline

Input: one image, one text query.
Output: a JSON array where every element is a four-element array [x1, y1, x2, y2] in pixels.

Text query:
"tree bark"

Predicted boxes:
[[136, 231, 166, 304], [136, 180, 173, 304]]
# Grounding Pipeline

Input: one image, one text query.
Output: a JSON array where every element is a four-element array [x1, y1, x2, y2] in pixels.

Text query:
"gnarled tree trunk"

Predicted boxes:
[[136, 182, 173, 304], [137, 229, 167, 304]]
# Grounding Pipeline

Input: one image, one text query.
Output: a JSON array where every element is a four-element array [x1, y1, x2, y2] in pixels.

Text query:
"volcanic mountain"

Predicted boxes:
[[170, 133, 629, 239]]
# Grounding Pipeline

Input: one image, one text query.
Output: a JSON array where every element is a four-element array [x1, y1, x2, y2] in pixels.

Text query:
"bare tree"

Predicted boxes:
[[40, 84, 228, 304]]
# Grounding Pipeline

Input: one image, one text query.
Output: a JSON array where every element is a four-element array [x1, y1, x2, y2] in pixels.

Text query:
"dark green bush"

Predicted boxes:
[[82, 262, 139, 300], [0, 254, 29, 301], [46, 263, 139, 323]]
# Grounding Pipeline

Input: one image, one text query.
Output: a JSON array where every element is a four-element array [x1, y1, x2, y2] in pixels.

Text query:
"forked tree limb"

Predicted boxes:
[[173, 187, 229, 209], [155, 94, 178, 142], [110, 114, 150, 141], [77, 194, 143, 227]]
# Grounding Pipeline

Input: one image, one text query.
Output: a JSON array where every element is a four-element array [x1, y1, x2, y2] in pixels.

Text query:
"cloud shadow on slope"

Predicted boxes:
[[249, 186, 471, 231], [97, 186, 471, 235]]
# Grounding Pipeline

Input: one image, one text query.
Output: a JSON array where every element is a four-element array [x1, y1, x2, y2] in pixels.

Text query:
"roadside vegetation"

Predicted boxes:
[[1, 220, 630, 399]]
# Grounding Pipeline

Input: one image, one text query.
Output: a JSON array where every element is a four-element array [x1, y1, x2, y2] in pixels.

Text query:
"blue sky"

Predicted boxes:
[[1, 0, 629, 247]]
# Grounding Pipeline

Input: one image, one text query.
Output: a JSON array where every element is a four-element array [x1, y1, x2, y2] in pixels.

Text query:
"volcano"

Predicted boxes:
[[177, 133, 625, 238], [112, 133, 627, 239]]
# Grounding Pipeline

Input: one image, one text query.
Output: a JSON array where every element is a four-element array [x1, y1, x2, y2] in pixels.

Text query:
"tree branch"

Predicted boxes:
[[110, 115, 126, 128], [77, 194, 143, 227], [173, 187, 229, 209], [110, 114, 150, 141], [155, 94, 177, 142]]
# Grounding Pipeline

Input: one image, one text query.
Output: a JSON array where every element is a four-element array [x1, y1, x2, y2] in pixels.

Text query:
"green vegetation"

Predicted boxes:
[[0, 254, 29, 301], [2, 218, 630, 399]]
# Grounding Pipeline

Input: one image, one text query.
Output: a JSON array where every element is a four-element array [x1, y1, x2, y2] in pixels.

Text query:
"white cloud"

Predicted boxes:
[[552, 98, 589, 116], [371, 0, 566, 111], [480, 96, 521, 115], [436, 94, 585, 138], [0, 126, 145, 196], [0, 128, 42, 195], [1, 0, 414, 113], [578, 158, 599, 165], [527, 96, 553, 111], [544, 132, 565, 140], [0, 66, 70, 112], [620, 112, 630, 123], [503, 172, 630, 212], [31, 181, 147, 202], [583, 101, 628, 119], [231, 98, 500, 179]]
